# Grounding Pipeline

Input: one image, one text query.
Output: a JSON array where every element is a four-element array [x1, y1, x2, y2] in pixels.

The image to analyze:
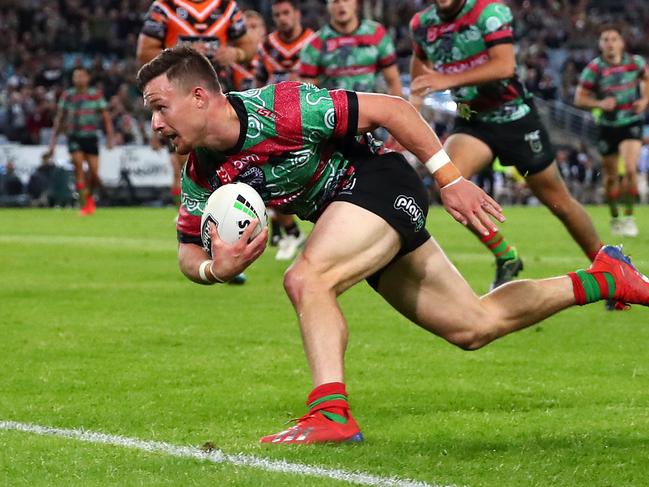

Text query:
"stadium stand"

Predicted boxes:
[[1, 0, 647, 206]]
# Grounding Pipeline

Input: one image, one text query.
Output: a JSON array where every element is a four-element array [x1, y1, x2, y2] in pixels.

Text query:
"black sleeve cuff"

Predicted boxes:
[[177, 231, 202, 246]]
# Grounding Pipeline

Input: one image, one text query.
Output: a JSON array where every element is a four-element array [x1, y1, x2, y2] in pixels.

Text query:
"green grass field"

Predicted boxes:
[[1, 205, 649, 486]]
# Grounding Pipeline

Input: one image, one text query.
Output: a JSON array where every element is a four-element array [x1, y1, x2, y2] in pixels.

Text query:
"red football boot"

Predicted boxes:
[[259, 410, 364, 444], [86, 196, 96, 215], [590, 245, 649, 307]]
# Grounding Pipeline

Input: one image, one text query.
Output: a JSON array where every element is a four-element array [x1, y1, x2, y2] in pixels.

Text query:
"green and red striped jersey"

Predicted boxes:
[[410, 0, 529, 124], [298, 19, 396, 92], [578, 54, 648, 127], [57, 87, 108, 138], [177, 82, 366, 241]]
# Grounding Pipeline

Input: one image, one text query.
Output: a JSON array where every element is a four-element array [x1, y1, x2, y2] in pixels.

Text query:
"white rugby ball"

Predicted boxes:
[[200, 182, 267, 252]]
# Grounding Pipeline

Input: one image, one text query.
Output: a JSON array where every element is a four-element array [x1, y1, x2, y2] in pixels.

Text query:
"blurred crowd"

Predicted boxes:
[[1, 0, 649, 206]]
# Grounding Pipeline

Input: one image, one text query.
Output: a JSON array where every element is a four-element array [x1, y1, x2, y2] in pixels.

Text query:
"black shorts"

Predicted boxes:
[[452, 106, 555, 176], [597, 121, 643, 156], [333, 152, 431, 290], [68, 135, 99, 156]]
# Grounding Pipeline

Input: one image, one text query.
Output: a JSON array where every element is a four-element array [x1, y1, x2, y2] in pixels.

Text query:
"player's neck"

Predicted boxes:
[[438, 0, 467, 21], [330, 17, 359, 35], [278, 25, 303, 43], [603, 52, 623, 65], [203, 95, 241, 152]]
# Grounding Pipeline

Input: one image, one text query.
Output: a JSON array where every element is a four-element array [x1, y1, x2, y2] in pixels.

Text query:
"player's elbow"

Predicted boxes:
[[498, 59, 516, 79]]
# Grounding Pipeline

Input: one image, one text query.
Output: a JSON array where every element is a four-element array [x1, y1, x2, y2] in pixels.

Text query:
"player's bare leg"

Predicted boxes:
[[261, 202, 401, 444], [377, 239, 649, 350], [525, 162, 602, 260], [618, 139, 642, 237], [85, 154, 102, 214], [601, 153, 623, 234], [378, 239, 573, 350], [71, 151, 90, 215], [445, 133, 523, 289]]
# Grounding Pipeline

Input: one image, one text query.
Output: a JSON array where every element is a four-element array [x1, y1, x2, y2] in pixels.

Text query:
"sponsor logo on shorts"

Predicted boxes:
[[394, 195, 425, 232], [524, 129, 543, 154]]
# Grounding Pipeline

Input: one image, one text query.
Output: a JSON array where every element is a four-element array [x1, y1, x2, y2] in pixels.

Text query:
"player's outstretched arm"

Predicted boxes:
[[356, 93, 504, 234], [574, 86, 615, 111], [410, 44, 515, 96], [178, 220, 268, 285]]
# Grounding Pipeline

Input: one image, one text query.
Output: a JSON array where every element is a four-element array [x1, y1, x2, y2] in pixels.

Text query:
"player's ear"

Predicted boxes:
[[192, 87, 209, 108]]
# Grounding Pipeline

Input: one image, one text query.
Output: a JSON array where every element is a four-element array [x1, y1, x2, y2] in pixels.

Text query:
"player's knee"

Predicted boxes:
[[283, 260, 328, 305], [446, 327, 492, 351]]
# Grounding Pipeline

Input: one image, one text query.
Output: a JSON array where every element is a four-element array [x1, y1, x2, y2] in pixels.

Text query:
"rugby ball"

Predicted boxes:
[[200, 182, 267, 253]]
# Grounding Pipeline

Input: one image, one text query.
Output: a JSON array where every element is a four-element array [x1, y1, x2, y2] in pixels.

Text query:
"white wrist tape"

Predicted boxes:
[[198, 260, 212, 283], [441, 176, 463, 189], [199, 259, 223, 283], [424, 149, 451, 174]]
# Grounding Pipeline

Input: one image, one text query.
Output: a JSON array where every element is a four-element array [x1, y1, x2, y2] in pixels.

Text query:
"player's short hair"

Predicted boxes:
[[272, 0, 299, 8], [244, 9, 264, 21], [72, 65, 89, 75], [136, 46, 221, 94], [598, 23, 624, 38]]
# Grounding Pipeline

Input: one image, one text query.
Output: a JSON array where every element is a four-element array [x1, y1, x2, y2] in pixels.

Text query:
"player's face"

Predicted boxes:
[[245, 16, 266, 44], [272, 2, 299, 35], [599, 30, 624, 58], [327, 0, 358, 26], [72, 69, 90, 89], [144, 75, 205, 155], [434, 0, 465, 18]]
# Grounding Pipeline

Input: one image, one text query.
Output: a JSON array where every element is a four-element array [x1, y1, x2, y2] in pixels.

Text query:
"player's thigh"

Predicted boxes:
[[525, 161, 574, 206], [376, 237, 485, 339], [85, 154, 100, 176], [619, 139, 642, 172], [600, 154, 620, 181], [444, 132, 494, 177], [293, 201, 401, 294], [70, 151, 85, 176]]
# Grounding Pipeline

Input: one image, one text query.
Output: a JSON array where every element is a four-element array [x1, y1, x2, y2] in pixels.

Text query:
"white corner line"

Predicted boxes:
[[0, 420, 454, 487]]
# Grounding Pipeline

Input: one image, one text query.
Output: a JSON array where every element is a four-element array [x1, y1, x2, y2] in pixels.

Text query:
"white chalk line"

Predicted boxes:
[[0, 420, 453, 487]]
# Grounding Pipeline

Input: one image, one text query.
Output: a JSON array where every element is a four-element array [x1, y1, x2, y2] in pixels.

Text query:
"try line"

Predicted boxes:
[[0, 420, 452, 487]]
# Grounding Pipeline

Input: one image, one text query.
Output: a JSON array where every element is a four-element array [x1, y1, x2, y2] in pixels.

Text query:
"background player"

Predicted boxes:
[[45, 66, 114, 216], [299, 0, 403, 97], [258, 0, 315, 85], [230, 10, 266, 91], [574, 24, 649, 238], [137, 46, 649, 445], [409, 0, 603, 290]]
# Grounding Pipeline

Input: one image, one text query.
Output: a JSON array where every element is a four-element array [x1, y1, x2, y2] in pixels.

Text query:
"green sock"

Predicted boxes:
[[479, 230, 518, 261], [607, 191, 619, 219], [307, 394, 349, 424], [569, 269, 616, 305]]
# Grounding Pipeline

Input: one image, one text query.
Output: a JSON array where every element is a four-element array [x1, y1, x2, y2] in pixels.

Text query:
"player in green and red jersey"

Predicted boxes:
[[46, 66, 114, 216], [299, 0, 402, 97], [257, 0, 314, 85], [137, 46, 649, 445], [575, 24, 649, 238], [409, 0, 603, 291]]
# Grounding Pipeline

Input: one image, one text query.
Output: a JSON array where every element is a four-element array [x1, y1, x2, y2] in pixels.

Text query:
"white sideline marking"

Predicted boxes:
[[0, 420, 451, 487]]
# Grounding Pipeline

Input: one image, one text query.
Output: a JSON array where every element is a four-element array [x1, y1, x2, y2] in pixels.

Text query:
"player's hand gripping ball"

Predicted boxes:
[[200, 182, 268, 254]]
